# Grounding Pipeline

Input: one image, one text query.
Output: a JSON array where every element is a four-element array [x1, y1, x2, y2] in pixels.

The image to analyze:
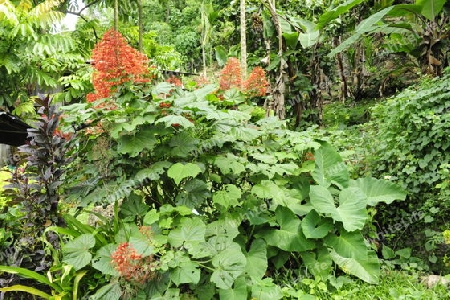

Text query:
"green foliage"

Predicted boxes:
[[359, 68, 450, 272], [31, 78, 404, 298]]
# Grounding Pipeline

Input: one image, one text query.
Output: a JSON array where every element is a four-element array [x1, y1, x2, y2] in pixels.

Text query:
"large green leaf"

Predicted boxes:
[[90, 282, 122, 300], [325, 230, 380, 283], [168, 217, 206, 248], [328, 7, 394, 57], [416, 0, 446, 20], [213, 184, 241, 209], [300, 246, 332, 278], [309, 186, 368, 231], [299, 30, 320, 48], [329, 249, 380, 284], [301, 210, 333, 239], [349, 177, 407, 206], [211, 243, 247, 289], [117, 128, 158, 157], [215, 45, 228, 66], [312, 142, 349, 189], [92, 244, 120, 276], [169, 259, 200, 285], [219, 276, 247, 300], [135, 161, 172, 181], [245, 239, 267, 279], [156, 115, 194, 128], [62, 234, 96, 270], [214, 154, 246, 175], [175, 179, 210, 208], [324, 230, 368, 258], [257, 207, 315, 252], [167, 162, 202, 185], [282, 31, 299, 49], [251, 278, 283, 300], [317, 0, 365, 29]]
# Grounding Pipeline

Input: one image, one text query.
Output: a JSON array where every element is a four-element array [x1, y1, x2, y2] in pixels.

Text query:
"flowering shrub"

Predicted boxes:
[[87, 29, 150, 106], [166, 75, 183, 87], [219, 57, 269, 97], [244, 66, 269, 97], [219, 57, 242, 90], [111, 242, 155, 285]]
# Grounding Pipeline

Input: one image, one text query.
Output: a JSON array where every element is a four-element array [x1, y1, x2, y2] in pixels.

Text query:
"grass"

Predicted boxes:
[[332, 267, 450, 300]]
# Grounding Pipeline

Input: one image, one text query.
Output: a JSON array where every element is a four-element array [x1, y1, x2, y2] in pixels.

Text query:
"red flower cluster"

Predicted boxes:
[[218, 57, 269, 97], [219, 57, 242, 90], [244, 66, 269, 97], [87, 29, 150, 107], [111, 242, 154, 284]]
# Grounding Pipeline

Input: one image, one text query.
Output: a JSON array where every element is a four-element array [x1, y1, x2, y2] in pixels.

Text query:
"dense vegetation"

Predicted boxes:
[[0, 0, 449, 299]]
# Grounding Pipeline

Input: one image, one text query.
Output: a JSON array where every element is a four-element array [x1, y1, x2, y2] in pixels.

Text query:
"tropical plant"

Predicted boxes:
[[0, 0, 85, 108]]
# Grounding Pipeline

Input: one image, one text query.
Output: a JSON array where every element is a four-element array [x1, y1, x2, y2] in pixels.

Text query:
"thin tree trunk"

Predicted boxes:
[[114, 0, 119, 31], [333, 36, 348, 103], [240, 0, 247, 81], [138, 0, 143, 52], [265, 0, 286, 119]]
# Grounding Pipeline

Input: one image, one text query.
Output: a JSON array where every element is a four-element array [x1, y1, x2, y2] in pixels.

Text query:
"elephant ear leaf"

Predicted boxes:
[[312, 142, 349, 189], [349, 177, 407, 206]]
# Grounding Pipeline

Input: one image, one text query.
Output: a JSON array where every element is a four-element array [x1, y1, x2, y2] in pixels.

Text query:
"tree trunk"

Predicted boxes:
[[114, 0, 119, 31], [138, 0, 143, 52], [333, 36, 348, 103], [240, 0, 247, 81], [265, 0, 287, 119]]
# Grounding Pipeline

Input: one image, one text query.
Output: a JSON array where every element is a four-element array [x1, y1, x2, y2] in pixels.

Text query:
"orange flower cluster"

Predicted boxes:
[[111, 242, 154, 284], [219, 57, 242, 90], [87, 29, 150, 107], [166, 75, 183, 87], [244, 66, 269, 97], [218, 57, 269, 97]]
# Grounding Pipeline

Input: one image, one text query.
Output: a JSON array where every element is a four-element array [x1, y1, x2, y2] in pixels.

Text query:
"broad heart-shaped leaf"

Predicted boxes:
[[416, 0, 446, 20], [117, 127, 158, 157], [213, 184, 241, 209], [169, 259, 200, 286], [167, 162, 202, 185], [329, 249, 380, 284], [309, 185, 368, 232], [62, 234, 96, 270], [349, 177, 407, 206], [219, 276, 247, 300], [156, 115, 194, 128], [92, 244, 120, 276], [257, 207, 315, 252], [282, 31, 299, 49], [312, 142, 349, 189], [251, 180, 285, 207], [301, 210, 333, 239], [168, 217, 206, 248], [300, 246, 332, 278], [324, 230, 369, 261], [211, 243, 247, 289], [245, 239, 267, 279]]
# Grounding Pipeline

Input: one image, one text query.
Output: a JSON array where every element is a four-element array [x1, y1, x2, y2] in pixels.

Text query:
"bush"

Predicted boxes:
[[361, 68, 450, 272]]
